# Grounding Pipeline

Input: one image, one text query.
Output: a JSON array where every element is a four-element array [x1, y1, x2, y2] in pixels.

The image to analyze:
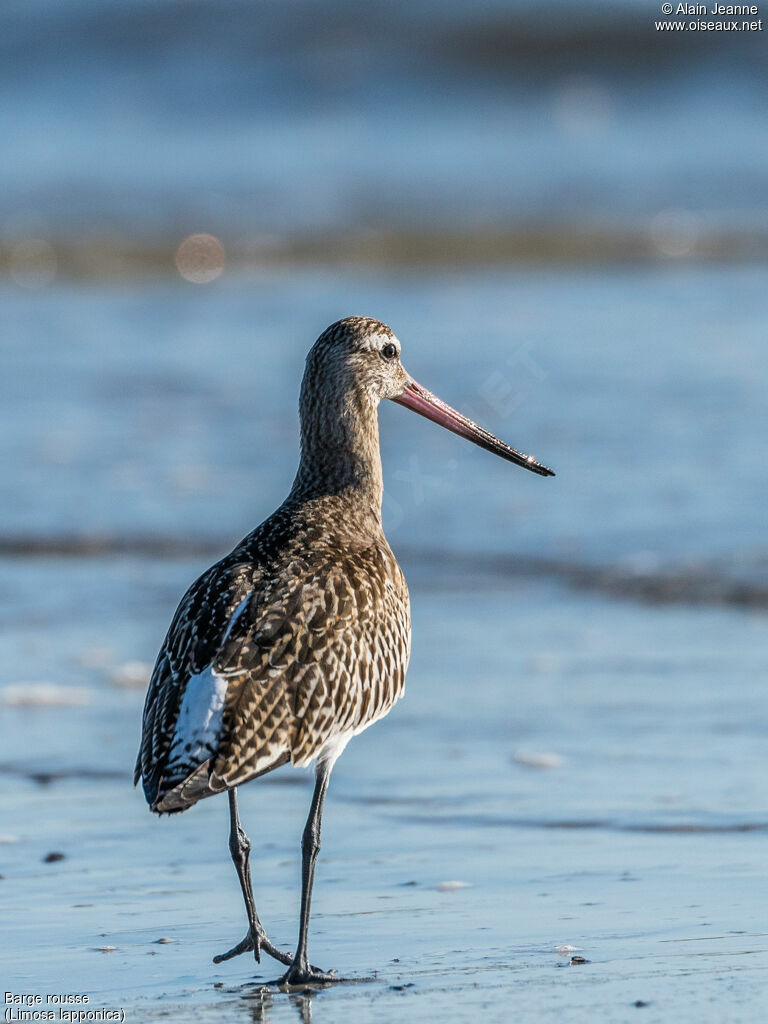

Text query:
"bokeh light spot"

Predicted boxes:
[[175, 233, 226, 283], [650, 210, 700, 259]]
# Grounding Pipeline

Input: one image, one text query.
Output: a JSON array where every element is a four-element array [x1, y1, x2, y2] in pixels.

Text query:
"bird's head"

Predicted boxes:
[[304, 316, 554, 477], [305, 316, 409, 403]]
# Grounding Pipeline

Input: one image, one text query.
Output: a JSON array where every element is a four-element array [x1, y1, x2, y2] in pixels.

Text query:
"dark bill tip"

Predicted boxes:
[[392, 377, 555, 477]]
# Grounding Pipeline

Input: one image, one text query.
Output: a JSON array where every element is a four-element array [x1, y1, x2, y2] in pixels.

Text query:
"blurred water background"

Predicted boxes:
[[1, 1, 767, 1021]]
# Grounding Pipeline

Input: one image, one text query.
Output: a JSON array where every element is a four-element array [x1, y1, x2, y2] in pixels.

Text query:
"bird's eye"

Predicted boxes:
[[381, 343, 397, 360]]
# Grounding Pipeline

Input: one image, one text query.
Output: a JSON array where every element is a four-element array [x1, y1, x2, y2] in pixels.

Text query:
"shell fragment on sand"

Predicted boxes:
[[513, 750, 565, 770]]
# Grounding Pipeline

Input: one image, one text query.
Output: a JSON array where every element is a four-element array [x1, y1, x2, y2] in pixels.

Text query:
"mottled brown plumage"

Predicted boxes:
[[135, 317, 411, 815], [135, 315, 553, 985]]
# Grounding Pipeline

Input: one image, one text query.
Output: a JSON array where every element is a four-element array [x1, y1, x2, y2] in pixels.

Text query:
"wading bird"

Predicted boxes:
[[135, 317, 553, 986]]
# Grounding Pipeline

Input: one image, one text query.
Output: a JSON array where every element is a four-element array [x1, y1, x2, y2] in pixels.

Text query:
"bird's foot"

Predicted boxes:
[[278, 962, 340, 990], [213, 927, 293, 967]]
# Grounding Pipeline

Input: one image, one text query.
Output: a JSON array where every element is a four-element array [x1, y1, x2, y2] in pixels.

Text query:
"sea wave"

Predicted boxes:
[[2, 533, 766, 609]]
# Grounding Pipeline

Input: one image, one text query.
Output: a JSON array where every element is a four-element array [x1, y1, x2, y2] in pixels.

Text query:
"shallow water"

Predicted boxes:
[[2, 265, 766, 567], [1, 0, 767, 245]]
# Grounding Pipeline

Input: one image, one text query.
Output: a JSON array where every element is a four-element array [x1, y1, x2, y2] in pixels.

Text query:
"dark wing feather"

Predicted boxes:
[[134, 556, 255, 809]]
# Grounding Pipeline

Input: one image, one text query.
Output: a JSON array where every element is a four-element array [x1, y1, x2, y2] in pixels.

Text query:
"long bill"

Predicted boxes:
[[392, 377, 555, 477]]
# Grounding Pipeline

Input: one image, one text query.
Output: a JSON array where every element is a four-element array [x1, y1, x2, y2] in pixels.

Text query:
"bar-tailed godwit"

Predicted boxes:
[[135, 316, 553, 985]]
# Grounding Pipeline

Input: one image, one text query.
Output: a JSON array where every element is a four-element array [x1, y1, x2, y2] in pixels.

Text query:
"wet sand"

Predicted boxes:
[[2, 559, 768, 1022]]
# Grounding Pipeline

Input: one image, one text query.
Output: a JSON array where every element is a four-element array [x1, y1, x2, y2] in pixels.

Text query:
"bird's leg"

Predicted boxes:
[[213, 788, 293, 967], [279, 760, 340, 987]]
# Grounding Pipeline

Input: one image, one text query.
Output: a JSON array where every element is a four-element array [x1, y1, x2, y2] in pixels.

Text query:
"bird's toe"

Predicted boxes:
[[212, 931, 254, 963], [214, 929, 296, 967]]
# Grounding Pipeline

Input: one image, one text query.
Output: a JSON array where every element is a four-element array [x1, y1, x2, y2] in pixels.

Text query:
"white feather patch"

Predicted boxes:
[[167, 593, 251, 772], [168, 664, 229, 769]]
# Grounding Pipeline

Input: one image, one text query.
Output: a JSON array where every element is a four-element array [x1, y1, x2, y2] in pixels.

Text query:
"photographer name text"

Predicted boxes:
[[673, 4, 757, 11]]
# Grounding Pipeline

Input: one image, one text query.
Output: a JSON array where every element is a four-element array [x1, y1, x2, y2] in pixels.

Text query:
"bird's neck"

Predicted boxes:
[[289, 385, 384, 525]]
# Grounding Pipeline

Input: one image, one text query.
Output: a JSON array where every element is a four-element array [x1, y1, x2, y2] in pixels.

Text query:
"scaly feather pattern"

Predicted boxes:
[[135, 318, 411, 814]]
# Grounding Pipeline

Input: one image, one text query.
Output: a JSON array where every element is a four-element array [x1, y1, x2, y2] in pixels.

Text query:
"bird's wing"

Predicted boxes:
[[134, 557, 257, 810]]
